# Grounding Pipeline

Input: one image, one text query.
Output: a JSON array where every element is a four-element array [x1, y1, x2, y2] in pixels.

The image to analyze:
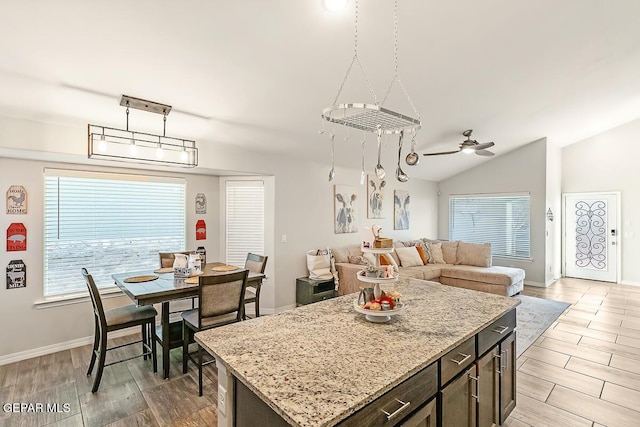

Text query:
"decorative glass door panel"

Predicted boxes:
[[564, 193, 618, 282]]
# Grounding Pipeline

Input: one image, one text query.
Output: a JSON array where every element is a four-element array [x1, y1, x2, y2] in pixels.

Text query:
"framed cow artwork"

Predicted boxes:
[[394, 190, 410, 230], [367, 175, 385, 219], [334, 185, 358, 234]]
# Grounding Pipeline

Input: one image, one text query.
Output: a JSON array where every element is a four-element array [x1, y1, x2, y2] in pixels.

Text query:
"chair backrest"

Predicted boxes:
[[198, 269, 249, 327], [82, 268, 107, 329], [245, 253, 268, 274], [159, 251, 193, 268]]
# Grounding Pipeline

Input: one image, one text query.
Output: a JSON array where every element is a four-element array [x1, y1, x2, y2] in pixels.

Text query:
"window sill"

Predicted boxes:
[[492, 255, 534, 263], [34, 287, 124, 309]]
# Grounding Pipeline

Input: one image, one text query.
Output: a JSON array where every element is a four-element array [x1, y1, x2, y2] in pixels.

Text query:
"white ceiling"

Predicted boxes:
[[1, 0, 640, 181]]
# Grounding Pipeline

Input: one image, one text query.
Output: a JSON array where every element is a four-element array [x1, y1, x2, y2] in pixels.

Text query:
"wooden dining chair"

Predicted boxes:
[[243, 253, 268, 319], [82, 268, 157, 393], [158, 251, 193, 268], [182, 269, 248, 396]]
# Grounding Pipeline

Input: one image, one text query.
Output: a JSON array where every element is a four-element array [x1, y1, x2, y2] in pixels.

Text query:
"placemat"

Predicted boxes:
[[212, 265, 239, 272], [124, 275, 159, 283], [154, 267, 173, 274], [185, 276, 199, 284]]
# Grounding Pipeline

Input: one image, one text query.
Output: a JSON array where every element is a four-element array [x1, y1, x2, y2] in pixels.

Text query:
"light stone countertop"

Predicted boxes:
[[195, 278, 520, 427]]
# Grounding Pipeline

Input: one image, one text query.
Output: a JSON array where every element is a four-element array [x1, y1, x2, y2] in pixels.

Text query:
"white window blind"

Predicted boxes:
[[449, 193, 530, 259], [44, 169, 185, 297], [226, 180, 264, 267]]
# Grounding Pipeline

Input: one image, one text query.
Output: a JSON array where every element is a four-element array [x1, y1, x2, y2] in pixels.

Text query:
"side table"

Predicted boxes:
[[296, 277, 336, 306]]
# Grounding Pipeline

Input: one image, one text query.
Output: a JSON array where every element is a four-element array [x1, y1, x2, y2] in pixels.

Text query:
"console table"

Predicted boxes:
[[196, 278, 519, 426]]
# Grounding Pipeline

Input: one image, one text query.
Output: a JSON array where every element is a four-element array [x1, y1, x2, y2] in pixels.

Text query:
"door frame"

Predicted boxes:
[[561, 191, 621, 283]]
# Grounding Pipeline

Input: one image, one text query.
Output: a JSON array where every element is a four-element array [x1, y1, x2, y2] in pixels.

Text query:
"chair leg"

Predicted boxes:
[[150, 321, 157, 373], [91, 329, 108, 393], [87, 317, 99, 376], [182, 321, 189, 374], [198, 344, 203, 397], [141, 323, 148, 361], [254, 298, 260, 318]]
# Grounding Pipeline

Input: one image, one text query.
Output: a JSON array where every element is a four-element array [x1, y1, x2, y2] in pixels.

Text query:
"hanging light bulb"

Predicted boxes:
[[98, 134, 107, 152], [156, 141, 164, 159], [129, 140, 138, 155]]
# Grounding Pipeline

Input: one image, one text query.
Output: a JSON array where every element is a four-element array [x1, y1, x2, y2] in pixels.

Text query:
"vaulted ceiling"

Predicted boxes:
[[1, 0, 639, 180]]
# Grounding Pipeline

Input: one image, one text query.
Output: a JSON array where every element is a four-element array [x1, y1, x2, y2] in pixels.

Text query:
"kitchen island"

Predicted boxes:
[[195, 278, 520, 427]]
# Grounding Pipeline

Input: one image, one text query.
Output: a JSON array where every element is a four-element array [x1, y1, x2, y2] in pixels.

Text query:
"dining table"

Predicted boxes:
[[112, 262, 265, 379]]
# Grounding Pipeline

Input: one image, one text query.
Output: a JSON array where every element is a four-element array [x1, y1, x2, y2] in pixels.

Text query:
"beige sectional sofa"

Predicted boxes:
[[332, 239, 525, 297]]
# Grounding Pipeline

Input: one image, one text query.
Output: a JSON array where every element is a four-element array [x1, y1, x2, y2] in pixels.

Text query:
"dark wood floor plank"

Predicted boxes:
[[80, 379, 149, 426], [141, 375, 215, 425]]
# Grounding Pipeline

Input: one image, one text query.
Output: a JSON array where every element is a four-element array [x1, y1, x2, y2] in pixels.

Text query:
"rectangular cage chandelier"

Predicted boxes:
[[88, 95, 198, 168]]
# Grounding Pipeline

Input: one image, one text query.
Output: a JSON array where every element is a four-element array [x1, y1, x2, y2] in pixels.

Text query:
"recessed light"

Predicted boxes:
[[323, 0, 347, 12]]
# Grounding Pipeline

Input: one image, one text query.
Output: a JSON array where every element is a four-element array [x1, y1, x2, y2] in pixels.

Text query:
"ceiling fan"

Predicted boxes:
[[423, 129, 495, 157]]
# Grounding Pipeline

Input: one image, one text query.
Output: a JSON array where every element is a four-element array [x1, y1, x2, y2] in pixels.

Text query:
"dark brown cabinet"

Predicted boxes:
[[477, 347, 499, 427], [399, 398, 437, 427], [499, 332, 516, 424], [441, 365, 477, 427]]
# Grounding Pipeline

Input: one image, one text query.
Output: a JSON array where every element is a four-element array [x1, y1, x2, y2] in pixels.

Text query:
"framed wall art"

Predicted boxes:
[[394, 190, 410, 230], [334, 185, 358, 234], [367, 175, 386, 219], [195, 193, 206, 214], [6, 185, 27, 214], [6, 260, 26, 289]]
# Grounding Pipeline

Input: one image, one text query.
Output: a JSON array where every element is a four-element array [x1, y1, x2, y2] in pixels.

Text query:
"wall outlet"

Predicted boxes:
[[218, 386, 227, 416], [281, 234, 288, 243]]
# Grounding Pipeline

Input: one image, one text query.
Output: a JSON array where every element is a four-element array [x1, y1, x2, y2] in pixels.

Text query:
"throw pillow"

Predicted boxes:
[[455, 242, 492, 267], [440, 241, 459, 264], [429, 242, 445, 264], [395, 246, 424, 267], [348, 255, 368, 265], [415, 245, 429, 264]]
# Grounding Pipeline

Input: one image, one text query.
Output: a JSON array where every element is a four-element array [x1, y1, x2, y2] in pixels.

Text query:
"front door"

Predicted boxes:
[[563, 192, 619, 282]]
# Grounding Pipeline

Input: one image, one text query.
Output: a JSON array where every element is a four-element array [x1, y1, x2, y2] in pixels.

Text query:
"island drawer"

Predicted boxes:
[[338, 362, 438, 427], [440, 335, 476, 386], [477, 308, 516, 356]]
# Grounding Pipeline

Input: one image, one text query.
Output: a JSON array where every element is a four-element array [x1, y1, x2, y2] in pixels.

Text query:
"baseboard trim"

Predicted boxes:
[[619, 280, 640, 287], [0, 328, 138, 367], [525, 280, 547, 288]]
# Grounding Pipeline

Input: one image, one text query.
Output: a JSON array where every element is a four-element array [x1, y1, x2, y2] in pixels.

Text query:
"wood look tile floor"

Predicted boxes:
[[2, 277, 640, 426], [505, 277, 640, 427]]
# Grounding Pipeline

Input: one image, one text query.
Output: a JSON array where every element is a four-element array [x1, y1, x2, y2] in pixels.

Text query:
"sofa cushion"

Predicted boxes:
[[455, 242, 492, 267], [429, 242, 446, 264], [441, 265, 525, 286], [396, 246, 424, 267], [332, 245, 362, 263], [397, 267, 426, 280], [441, 241, 459, 264]]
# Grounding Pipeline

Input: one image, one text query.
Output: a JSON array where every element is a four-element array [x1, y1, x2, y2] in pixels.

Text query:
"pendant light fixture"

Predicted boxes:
[[88, 95, 198, 168]]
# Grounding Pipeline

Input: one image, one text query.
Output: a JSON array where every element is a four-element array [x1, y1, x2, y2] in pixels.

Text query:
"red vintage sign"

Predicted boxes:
[[196, 220, 206, 240], [7, 223, 27, 251]]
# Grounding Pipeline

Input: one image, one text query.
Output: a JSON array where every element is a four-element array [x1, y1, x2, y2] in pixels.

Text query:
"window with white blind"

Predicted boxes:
[[225, 180, 264, 267], [449, 193, 531, 259], [44, 169, 186, 297]]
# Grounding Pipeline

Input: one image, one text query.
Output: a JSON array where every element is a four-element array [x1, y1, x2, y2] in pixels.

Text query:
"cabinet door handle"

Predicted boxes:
[[501, 349, 509, 371], [381, 398, 411, 420], [450, 352, 472, 365], [469, 375, 479, 403], [493, 325, 509, 334], [494, 353, 502, 374]]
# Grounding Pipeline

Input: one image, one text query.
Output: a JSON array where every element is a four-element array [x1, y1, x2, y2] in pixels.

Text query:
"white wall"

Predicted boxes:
[[563, 117, 640, 285], [546, 144, 562, 285], [437, 139, 548, 285], [0, 115, 438, 359]]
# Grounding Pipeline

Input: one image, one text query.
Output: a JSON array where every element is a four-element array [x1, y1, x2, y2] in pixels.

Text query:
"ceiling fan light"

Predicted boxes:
[[461, 147, 475, 154]]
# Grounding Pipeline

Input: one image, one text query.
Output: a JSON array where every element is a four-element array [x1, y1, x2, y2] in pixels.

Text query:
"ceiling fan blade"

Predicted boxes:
[[422, 149, 461, 156], [471, 141, 494, 151], [475, 149, 494, 157]]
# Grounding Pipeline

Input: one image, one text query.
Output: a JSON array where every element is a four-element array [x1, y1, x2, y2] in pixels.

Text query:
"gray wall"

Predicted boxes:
[[563, 117, 640, 285], [0, 115, 438, 360], [437, 139, 549, 285]]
